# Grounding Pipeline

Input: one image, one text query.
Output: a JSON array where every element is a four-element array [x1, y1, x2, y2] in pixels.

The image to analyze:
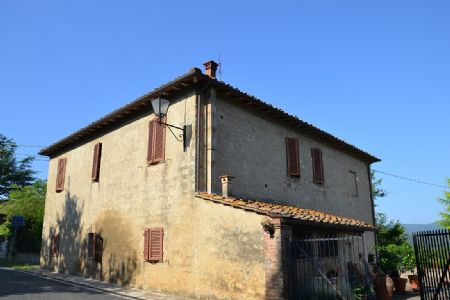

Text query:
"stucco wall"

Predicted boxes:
[[212, 97, 376, 253], [40, 91, 266, 299]]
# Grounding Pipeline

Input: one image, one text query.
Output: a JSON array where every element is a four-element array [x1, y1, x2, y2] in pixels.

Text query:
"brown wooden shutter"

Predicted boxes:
[[87, 233, 94, 258], [94, 235, 103, 263], [143, 229, 150, 261], [149, 228, 163, 261], [285, 138, 300, 177], [56, 158, 67, 192], [50, 234, 59, 257], [311, 148, 324, 184], [147, 117, 166, 164], [91, 143, 102, 182]]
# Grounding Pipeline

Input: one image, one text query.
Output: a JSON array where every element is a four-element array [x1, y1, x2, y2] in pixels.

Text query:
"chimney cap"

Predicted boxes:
[[203, 60, 219, 78]]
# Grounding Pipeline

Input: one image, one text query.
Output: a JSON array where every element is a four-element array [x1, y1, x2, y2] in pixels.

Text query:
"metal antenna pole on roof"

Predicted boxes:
[[218, 53, 222, 80]]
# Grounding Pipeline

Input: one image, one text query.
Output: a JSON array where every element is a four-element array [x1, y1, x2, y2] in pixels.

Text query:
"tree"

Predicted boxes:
[[371, 170, 387, 202], [0, 180, 46, 251], [0, 134, 35, 199], [438, 179, 450, 229]]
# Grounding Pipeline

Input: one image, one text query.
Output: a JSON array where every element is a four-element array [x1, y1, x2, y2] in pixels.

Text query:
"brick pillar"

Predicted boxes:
[[263, 218, 292, 300]]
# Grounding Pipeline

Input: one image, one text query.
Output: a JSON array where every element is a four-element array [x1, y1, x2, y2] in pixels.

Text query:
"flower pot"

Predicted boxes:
[[394, 277, 407, 294], [408, 274, 420, 291], [374, 275, 395, 300]]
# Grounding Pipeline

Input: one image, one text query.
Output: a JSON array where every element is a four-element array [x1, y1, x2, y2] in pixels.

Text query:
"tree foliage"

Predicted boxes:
[[0, 180, 46, 251], [0, 134, 35, 199], [438, 179, 450, 229]]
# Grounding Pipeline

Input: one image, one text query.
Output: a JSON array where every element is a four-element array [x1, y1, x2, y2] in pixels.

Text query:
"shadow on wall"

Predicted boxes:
[[41, 185, 139, 287]]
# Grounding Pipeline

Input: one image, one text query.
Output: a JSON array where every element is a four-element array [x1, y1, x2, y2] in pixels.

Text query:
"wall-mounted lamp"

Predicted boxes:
[[151, 97, 187, 151]]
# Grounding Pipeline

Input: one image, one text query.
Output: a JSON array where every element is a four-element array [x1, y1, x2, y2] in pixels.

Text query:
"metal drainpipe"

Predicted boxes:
[[194, 83, 211, 192]]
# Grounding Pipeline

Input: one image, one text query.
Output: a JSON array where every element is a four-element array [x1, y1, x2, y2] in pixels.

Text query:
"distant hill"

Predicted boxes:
[[402, 222, 443, 244]]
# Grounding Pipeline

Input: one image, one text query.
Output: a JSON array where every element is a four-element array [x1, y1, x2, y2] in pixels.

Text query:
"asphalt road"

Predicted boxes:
[[0, 268, 127, 300]]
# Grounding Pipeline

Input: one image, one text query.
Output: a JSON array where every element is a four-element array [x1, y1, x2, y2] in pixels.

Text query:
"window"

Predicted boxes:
[[147, 117, 166, 164], [55, 158, 67, 192], [91, 143, 102, 182], [143, 228, 163, 262], [349, 170, 358, 197], [50, 234, 59, 257], [285, 137, 300, 177], [318, 234, 338, 258], [311, 148, 324, 184], [87, 233, 103, 263]]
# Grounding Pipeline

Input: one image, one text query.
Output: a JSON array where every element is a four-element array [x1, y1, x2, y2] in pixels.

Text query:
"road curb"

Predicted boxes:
[[6, 267, 149, 300]]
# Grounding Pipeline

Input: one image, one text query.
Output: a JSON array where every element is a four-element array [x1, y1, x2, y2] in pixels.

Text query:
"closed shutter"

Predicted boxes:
[[143, 228, 163, 262], [147, 117, 166, 164], [56, 158, 67, 192], [91, 143, 102, 182], [50, 234, 59, 257], [94, 235, 103, 263], [285, 138, 300, 177], [87, 233, 94, 258], [311, 148, 324, 184]]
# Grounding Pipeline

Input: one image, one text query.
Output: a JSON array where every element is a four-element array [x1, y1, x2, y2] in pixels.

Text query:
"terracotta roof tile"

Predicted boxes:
[[195, 192, 374, 231]]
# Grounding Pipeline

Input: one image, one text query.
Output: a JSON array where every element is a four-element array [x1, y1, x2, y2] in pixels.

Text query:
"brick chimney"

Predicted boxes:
[[219, 175, 235, 198], [203, 60, 219, 79]]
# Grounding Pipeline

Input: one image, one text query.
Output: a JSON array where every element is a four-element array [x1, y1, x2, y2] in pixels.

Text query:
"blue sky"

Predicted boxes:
[[1, 1, 449, 224]]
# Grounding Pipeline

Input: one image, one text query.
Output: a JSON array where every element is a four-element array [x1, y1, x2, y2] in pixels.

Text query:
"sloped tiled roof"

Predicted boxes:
[[196, 192, 374, 231], [39, 65, 379, 163]]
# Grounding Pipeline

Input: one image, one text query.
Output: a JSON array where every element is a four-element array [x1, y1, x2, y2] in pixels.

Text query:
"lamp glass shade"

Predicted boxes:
[[151, 97, 170, 117]]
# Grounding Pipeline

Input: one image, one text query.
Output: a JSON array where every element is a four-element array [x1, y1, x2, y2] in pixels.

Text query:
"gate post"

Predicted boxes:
[[263, 218, 292, 300]]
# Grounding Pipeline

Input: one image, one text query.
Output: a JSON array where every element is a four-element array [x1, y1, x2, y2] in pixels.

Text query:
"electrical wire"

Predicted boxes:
[[373, 169, 448, 189]]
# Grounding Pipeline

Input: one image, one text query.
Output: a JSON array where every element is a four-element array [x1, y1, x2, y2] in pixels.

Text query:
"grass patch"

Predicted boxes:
[[0, 258, 39, 270]]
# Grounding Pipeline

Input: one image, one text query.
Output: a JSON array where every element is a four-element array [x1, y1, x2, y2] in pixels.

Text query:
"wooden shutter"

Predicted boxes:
[[87, 233, 94, 258], [94, 235, 103, 263], [147, 117, 166, 164], [50, 234, 59, 257], [55, 158, 67, 192], [143, 229, 150, 261], [285, 138, 300, 177], [143, 228, 163, 262], [91, 143, 102, 182], [311, 148, 324, 184]]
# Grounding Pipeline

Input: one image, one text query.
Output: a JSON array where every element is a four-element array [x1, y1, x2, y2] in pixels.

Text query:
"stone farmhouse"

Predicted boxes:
[[39, 61, 379, 300]]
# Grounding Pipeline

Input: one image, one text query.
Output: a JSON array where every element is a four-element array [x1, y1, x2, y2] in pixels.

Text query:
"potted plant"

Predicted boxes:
[[374, 244, 402, 299]]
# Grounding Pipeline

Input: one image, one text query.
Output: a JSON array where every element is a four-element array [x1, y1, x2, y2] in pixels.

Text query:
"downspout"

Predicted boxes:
[[195, 89, 201, 192], [367, 164, 379, 260]]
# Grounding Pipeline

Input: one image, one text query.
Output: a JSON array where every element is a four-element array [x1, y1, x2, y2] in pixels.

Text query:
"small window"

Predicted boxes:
[[91, 143, 102, 182], [318, 234, 338, 258], [87, 233, 103, 263], [55, 158, 67, 192], [50, 234, 59, 257], [147, 117, 166, 164], [285, 137, 300, 177], [311, 148, 324, 184], [143, 228, 164, 262], [349, 170, 358, 197]]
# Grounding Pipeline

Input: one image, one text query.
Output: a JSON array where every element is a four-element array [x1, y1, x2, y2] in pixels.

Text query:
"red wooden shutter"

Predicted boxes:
[[87, 233, 94, 258], [91, 143, 102, 182], [147, 117, 166, 164], [311, 148, 324, 184], [94, 235, 103, 263], [149, 228, 163, 261], [56, 158, 67, 192], [285, 138, 300, 177], [143, 229, 150, 261]]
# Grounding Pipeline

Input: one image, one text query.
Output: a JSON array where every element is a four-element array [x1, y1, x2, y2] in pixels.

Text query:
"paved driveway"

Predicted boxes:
[[0, 268, 127, 300]]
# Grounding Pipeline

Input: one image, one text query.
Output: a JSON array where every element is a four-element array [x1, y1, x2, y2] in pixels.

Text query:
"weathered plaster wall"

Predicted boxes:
[[40, 91, 266, 299], [212, 98, 376, 253]]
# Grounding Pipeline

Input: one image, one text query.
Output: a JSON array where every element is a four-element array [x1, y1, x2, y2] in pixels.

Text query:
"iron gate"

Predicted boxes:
[[292, 232, 373, 300], [413, 229, 450, 300]]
